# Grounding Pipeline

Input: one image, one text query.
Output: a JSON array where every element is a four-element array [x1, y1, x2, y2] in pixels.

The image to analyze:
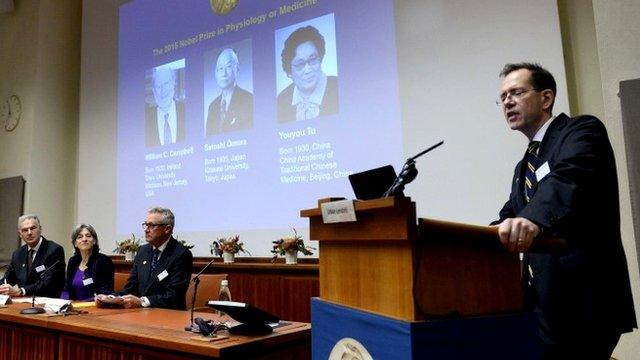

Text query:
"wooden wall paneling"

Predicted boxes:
[[58, 334, 209, 360], [280, 276, 319, 322], [0, 323, 56, 360], [112, 257, 320, 323]]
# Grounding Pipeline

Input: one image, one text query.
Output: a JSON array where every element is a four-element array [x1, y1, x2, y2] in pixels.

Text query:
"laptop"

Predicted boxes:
[[348, 165, 398, 200]]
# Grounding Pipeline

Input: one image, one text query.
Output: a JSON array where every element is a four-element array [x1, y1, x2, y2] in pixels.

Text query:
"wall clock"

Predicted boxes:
[[1, 95, 21, 132]]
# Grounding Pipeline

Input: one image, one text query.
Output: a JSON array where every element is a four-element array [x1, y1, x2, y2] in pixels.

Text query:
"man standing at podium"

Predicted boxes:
[[492, 63, 636, 358]]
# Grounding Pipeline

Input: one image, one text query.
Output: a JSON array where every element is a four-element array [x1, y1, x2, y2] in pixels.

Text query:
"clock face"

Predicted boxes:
[[5, 95, 21, 131]]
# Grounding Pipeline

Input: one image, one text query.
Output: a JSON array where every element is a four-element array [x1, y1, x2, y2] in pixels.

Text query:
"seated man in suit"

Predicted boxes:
[[277, 25, 339, 123], [145, 66, 186, 147], [98, 207, 192, 310], [206, 48, 254, 135], [0, 214, 65, 298]]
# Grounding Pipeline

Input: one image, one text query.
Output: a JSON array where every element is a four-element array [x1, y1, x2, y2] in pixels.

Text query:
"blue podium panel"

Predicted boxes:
[[311, 298, 542, 359]]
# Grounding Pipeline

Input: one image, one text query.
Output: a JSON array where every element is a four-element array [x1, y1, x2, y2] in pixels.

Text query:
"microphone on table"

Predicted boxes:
[[184, 257, 218, 332], [21, 260, 61, 315]]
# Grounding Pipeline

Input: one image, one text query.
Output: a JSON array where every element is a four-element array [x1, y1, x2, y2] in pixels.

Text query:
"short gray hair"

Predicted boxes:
[[18, 214, 40, 228], [148, 207, 175, 227]]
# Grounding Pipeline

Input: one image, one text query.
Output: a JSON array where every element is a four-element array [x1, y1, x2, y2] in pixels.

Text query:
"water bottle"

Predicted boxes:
[[218, 279, 231, 301], [217, 279, 231, 316]]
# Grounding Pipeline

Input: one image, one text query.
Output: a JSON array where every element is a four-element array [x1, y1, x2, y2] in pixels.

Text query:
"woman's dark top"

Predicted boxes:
[[61, 252, 114, 300]]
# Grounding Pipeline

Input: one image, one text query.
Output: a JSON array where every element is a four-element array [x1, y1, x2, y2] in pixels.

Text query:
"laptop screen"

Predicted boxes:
[[348, 165, 397, 200]]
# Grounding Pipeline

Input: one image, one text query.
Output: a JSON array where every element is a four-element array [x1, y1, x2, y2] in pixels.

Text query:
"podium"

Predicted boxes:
[[302, 197, 542, 359], [300, 196, 522, 321]]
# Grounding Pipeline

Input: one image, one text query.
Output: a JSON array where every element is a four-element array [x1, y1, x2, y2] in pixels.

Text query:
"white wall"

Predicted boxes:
[[591, 1, 640, 357], [0, 0, 81, 257], [77, 0, 118, 243], [395, 0, 568, 225]]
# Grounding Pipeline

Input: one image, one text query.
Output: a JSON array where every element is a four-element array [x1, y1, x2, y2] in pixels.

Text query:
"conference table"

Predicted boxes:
[[0, 301, 310, 359]]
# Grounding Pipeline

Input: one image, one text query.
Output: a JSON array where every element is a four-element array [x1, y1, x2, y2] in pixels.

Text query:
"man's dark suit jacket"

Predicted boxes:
[[206, 86, 254, 135], [145, 100, 186, 147], [117, 237, 192, 310], [494, 113, 637, 343], [277, 76, 339, 123], [62, 251, 114, 300], [2, 237, 65, 297]]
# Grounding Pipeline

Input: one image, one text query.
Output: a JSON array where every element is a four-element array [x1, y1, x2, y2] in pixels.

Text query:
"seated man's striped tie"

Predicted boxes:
[[525, 141, 540, 202]]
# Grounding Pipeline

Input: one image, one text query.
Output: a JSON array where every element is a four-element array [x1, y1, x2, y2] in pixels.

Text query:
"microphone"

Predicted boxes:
[[384, 141, 444, 197], [20, 260, 61, 315], [184, 257, 218, 332]]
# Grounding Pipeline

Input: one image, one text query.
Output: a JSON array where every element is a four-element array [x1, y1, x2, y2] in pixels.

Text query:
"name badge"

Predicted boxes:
[[536, 161, 550, 182], [36, 265, 46, 273], [82, 278, 94, 286], [321, 200, 357, 223], [157, 270, 169, 281]]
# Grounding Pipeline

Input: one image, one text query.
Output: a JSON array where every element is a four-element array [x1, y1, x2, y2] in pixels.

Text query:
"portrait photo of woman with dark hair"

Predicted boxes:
[[276, 15, 339, 123]]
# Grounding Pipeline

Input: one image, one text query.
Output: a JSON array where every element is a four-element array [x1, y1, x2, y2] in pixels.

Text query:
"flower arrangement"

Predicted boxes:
[[176, 237, 195, 249], [210, 235, 249, 256], [114, 233, 141, 254], [271, 229, 314, 262]]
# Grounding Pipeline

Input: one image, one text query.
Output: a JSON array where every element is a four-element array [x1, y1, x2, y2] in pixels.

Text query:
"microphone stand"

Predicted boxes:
[[384, 141, 444, 197], [184, 257, 218, 332], [21, 260, 60, 315]]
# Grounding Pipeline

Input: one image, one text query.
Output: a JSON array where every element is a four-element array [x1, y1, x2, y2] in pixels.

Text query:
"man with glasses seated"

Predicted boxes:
[[277, 25, 339, 123], [97, 207, 192, 310], [0, 214, 65, 298], [491, 63, 636, 358]]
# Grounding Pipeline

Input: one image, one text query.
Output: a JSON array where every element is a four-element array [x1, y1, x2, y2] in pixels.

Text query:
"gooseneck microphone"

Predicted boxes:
[[184, 257, 218, 332], [384, 141, 444, 197], [20, 260, 61, 315]]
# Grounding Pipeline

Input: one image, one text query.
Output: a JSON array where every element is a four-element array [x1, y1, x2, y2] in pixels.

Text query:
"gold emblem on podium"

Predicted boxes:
[[210, 0, 238, 15]]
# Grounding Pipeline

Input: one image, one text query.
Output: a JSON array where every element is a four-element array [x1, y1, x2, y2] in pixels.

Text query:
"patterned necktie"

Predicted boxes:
[[220, 97, 227, 126], [149, 248, 160, 279], [27, 249, 35, 272], [163, 113, 171, 145], [524, 141, 541, 202]]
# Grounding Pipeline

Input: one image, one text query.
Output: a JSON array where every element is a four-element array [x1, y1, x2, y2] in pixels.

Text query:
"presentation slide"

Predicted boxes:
[[116, 0, 403, 234]]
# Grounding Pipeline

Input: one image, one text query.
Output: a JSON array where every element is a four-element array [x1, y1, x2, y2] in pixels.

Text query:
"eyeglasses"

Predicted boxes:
[[142, 222, 168, 229], [291, 55, 320, 71], [496, 88, 537, 106]]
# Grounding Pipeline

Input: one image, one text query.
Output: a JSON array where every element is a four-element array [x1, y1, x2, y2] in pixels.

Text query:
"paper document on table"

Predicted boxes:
[[10, 296, 57, 304]]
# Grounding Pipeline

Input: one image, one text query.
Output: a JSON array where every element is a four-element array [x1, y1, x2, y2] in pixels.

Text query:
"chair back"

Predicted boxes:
[[114, 272, 129, 292], [186, 273, 227, 309]]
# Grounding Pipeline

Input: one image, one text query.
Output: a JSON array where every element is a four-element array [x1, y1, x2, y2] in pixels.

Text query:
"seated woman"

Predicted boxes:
[[61, 224, 114, 301]]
